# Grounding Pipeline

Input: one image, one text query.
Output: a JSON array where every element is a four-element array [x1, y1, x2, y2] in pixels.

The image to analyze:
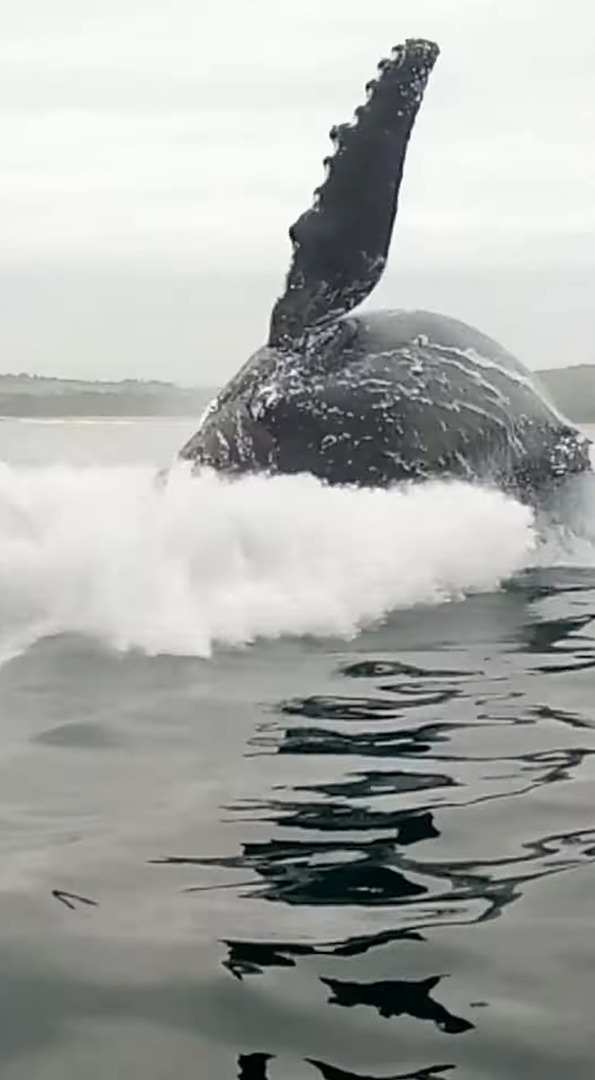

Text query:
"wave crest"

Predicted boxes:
[[0, 463, 536, 659]]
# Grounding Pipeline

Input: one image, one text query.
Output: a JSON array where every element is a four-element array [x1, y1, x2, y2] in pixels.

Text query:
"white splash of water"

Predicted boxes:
[[0, 462, 539, 660]]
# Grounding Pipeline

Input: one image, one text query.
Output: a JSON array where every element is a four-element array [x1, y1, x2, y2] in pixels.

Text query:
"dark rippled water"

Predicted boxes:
[[0, 420, 594, 1079]]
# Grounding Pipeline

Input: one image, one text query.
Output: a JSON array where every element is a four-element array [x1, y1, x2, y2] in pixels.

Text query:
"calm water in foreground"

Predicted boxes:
[[0, 417, 594, 1080]]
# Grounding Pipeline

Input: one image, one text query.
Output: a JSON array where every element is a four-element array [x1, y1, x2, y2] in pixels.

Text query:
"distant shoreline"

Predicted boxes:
[[0, 377, 214, 420], [0, 366, 593, 422], [3, 417, 594, 427], [0, 415, 200, 423]]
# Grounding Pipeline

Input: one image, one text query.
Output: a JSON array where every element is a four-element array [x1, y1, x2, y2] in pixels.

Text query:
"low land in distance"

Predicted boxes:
[[0, 367, 593, 422]]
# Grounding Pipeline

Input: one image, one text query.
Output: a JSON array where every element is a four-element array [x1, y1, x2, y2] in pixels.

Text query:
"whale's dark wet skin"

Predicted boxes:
[[180, 40, 591, 494]]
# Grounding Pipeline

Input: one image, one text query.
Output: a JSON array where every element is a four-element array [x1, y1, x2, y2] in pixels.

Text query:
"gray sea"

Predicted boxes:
[[0, 416, 594, 1080]]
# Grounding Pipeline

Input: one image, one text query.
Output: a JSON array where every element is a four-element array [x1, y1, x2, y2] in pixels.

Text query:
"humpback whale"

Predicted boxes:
[[180, 39, 591, 494]]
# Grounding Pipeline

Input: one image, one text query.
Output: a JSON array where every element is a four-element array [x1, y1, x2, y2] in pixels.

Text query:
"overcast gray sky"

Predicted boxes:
[[1, 0, 593, 382]]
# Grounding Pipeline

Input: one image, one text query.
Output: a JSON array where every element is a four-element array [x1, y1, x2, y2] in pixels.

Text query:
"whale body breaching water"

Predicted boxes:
[[179, 39, 591, 496]]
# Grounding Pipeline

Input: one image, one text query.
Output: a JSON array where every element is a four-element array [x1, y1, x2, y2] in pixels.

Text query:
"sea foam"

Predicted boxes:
[[0, 462, 538, 659]]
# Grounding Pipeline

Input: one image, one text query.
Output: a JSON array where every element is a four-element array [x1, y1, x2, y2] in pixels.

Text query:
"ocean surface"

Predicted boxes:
[[0, 416, 594, 1080]]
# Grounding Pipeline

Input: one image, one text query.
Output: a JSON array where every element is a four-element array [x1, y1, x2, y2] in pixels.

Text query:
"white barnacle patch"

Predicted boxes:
[[194, 393, 221, 433], [215, 430, 231, 460], [251, 384, 282, 420]]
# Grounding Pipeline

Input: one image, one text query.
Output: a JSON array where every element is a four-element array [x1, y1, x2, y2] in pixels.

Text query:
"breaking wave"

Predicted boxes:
[[0, 461, 545, 661]]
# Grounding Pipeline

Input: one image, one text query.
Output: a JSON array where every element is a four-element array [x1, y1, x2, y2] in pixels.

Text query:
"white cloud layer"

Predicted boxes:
[[0, 0, 593, 379]]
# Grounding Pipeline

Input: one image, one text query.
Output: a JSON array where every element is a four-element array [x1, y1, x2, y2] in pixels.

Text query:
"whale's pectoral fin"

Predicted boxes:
[[268, 39, 440, 349]]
